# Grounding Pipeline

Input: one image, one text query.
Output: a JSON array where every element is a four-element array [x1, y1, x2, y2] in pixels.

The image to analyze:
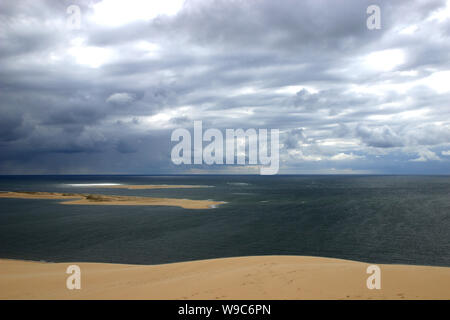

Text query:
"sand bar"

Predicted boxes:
[[100, 185, 212, 190], [0, 191, 223, 209], [66, 184, 212, 190], [0, 256, 449, 300]]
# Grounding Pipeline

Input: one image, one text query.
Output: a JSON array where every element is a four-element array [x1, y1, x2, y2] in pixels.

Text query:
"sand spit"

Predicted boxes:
[[100, 184, 213, 190], [0, 191, 223, 209]]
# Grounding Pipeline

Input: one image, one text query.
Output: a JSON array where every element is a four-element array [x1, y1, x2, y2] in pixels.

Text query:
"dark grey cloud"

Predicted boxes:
[[355, 124, 404, 148]]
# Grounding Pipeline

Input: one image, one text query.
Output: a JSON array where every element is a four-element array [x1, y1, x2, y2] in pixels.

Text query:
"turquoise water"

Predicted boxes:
[[0, 175, 449, 266]]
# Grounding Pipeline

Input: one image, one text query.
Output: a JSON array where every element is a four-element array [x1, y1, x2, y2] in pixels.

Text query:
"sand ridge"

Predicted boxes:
[[0, 256, 449, 300]]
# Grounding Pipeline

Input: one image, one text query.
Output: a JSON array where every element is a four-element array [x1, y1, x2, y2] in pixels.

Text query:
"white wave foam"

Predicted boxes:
[[227, 182, 250, 186], [65, 183, 123, 187], [210, 201, 228, 209]]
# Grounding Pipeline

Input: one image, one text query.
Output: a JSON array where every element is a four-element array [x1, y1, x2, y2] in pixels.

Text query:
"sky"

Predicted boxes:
[[0, 0, 450, 175]]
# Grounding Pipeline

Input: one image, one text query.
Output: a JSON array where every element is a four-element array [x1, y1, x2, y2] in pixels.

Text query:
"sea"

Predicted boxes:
[[0, 175, 449, 267]]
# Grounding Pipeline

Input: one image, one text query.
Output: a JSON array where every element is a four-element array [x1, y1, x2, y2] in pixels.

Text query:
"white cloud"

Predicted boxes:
[[363, 49, 405, 72], [90, 0, 185, 27], [442, 150, 450, 156], [330, 153, 364, 161], [398, 24, 419, 35], [428, 0, 450, 22], [421, 70, 450, 94], [106, 93, 136, 105], [409, 149, 441, 162], [287, 149, 323, 161], [68, 37, 114, 68], [134, 41, 161, 58], [275, 85, 318, 95]]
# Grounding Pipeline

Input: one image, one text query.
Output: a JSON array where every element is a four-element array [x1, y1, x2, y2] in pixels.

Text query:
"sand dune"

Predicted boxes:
[[0, 256, 449, 300], [0, 191, 223, 209]]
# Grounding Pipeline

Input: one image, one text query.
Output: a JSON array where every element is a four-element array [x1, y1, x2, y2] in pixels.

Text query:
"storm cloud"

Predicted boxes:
[[0, 0, 449, 174]]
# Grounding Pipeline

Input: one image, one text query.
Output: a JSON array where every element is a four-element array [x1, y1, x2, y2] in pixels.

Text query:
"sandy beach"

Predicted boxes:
[[0, 256, 449, 300], [0, 191, 223, 209]]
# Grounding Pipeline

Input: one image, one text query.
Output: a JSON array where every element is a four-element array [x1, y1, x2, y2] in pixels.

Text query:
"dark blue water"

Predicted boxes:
[[0, 175, 449, 266]]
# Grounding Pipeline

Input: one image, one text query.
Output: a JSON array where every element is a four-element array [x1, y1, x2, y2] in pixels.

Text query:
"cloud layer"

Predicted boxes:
[[0, 0, 450, 174]]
